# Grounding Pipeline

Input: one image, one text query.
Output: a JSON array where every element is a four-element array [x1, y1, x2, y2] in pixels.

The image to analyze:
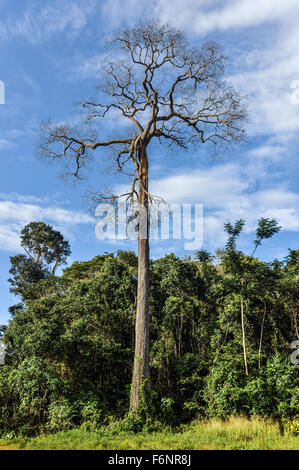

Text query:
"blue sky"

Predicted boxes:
[[0, 0, 298, 324]]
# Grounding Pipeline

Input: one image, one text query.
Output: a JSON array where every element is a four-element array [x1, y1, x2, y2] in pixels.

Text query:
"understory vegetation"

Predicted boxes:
[[0, 417, 298, 450], [0, 220, 298, 439]]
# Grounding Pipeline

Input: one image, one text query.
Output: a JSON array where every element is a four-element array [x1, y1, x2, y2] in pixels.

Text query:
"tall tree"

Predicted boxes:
[[8, 222, 70, 299], [20, 221, 71, 276], [39, 21, 246, 412], [252, 218, 281, 256], [223, 218, 281, 375], [224, 219, 248, 374]]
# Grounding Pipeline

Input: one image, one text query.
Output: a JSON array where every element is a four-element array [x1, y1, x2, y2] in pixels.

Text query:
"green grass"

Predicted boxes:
[[1, 417, 298, 450]]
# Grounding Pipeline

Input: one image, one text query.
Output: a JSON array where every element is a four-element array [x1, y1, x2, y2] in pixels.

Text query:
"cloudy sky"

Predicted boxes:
[[0, 0, 298, 324]]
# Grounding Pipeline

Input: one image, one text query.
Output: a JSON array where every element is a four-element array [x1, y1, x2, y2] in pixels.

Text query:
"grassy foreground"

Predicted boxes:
[[1, 417, 298, 450]]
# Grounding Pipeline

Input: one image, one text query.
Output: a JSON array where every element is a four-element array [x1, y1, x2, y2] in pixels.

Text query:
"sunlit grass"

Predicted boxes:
[[1, 417, 298, 450]]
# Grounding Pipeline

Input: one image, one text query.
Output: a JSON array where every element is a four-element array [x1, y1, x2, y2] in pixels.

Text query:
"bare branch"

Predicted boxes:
[[39, 20, 246, 199]]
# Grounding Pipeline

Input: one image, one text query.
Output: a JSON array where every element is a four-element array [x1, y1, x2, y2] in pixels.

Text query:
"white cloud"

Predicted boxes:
[[74, 53, 107, 79], [247, 145, 286, 160], [157, 0, 298, 35], [144, 162, 299, 249], [0, 223, 21, 252], [114, 155, 298, 249], [100, 0, 151, 30], [100, 0, 298, 35], [0, 195, 94, 252], [0, 0, 96, 44], [150, 164, 249, 208], [0, 139, 14, 149], [228, 26, 299, 139], [0, 193, 49, 204]]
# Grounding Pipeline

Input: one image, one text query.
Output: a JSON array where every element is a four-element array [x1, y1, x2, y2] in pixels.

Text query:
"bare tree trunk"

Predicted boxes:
[[292, 301, 299, 340], [240, 287, 248, 376], [258, 301, 266, 370], [51, 258, 59, 276], [130, 148, 150, 412]]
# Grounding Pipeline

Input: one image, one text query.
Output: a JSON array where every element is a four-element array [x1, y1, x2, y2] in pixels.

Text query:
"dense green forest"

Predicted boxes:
[[0, 220, 298, 438]]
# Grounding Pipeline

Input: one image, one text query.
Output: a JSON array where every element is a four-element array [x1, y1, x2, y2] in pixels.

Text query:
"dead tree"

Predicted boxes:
[[39, 20, 246, 413]]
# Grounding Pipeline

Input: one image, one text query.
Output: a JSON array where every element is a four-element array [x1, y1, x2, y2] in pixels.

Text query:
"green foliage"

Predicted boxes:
[[46, 399, 77, 433], [203, 355, 248, 418], [8, 221, 71, 300], [253, 218, 281, 255], [0, 220, 298, 436], [224, 219, 245, 250], [0, 358, 68, 435], [20, 221, 71, 270], [195, 250, 214, 263], [283, 418, 299, 435], [245, 354, 298, 419], [1, 417, 298, 450], [117, 413, 145, 433], [160, 397, 176, 425], [80, 395, 103, 431], [8, 254, 48, 298]]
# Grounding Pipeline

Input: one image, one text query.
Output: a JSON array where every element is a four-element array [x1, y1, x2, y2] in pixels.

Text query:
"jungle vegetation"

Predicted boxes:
[[0, 219, 298, 438]]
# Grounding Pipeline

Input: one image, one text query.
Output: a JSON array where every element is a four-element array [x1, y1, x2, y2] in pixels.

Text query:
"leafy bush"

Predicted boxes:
[[46, 399, 77, 433], [80, 395, 103, 430], [245, 354, 299, 419]]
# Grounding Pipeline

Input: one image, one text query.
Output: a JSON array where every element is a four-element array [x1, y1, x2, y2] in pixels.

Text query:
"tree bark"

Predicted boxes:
[[292, 301, 299, 340], [240, 286, 248, 376], [258, 301, 266, 370], [130, 148, 150, 412]]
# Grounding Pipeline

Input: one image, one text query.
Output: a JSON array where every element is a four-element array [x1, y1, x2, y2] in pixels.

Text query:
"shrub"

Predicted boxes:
[[46, 399, 77, 433]]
